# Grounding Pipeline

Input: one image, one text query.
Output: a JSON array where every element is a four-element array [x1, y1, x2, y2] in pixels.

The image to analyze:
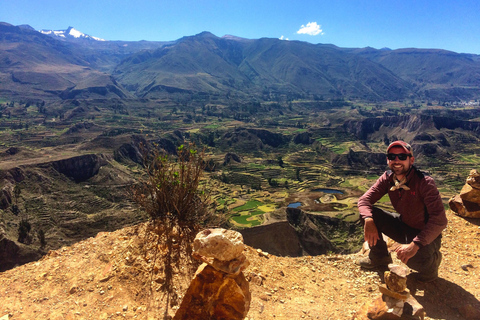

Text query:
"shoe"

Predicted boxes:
[[356, 254, 393, 269]]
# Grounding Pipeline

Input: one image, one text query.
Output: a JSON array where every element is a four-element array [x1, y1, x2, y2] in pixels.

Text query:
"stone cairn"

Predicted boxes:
[[449, 169, 480, 218], [173, 228, 251, 320], [355, 264, 425, 320]]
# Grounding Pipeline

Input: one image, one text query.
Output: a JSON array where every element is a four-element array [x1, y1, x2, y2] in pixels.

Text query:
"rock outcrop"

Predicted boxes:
[[287, 207, 335, 255], [241, 207, 362, 257], [293, 131, 313, 145], [332, 149, 386, 170], [218, 128, 290, 154], [343, 115, 480, 141], [174, 229, 251, 320], [449, 169, 480, 218], [223, 152, 242, 166], [0, 167, 25, 209], [38, 154, 108, 183], [240, 221, 304, 257]]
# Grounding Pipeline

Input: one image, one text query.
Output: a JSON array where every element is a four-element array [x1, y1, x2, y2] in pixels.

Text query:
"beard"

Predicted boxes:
[[389, 162, 411, 177]]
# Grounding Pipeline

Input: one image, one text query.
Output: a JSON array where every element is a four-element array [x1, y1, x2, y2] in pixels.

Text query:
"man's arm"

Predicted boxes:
[[358, 172, 390, 246], [358, 172, 390, 219], [413, 176, 448, 246], [363, 217, 380, 247]]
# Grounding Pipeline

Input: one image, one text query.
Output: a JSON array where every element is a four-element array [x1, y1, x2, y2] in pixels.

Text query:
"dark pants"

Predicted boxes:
[[367, 207, 442, 276]]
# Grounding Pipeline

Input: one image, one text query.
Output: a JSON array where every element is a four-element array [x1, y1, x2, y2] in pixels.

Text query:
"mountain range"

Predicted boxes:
[[1, 22, 480, 102]]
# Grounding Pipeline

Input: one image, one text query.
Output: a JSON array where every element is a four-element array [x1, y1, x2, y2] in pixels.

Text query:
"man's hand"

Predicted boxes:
[[364, 218, 380, 247], [395, 242, 419, 264]]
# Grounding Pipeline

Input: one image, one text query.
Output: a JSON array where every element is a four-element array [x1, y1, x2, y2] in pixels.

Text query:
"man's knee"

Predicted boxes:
[[407, 236, 442, 273]]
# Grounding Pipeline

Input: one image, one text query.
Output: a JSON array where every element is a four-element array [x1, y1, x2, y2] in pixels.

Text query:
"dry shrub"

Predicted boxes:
[[131, 143, 222, 295]]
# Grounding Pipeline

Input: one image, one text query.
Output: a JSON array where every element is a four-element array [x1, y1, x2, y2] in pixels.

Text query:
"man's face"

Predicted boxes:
[[387, 146, 414, 178]]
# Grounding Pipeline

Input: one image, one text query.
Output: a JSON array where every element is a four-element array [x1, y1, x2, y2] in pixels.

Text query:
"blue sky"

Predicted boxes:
[[1, 0, 480, 54]]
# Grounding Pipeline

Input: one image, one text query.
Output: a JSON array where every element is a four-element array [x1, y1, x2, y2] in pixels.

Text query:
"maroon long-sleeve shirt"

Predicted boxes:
[[358, 166, 447, 246]]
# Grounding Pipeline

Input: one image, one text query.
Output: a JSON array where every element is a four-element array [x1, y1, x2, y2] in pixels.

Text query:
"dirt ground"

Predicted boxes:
[[0, 209, 479, 320]]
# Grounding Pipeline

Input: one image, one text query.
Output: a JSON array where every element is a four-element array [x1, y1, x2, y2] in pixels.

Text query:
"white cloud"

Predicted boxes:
[[279, 35, 289, 40], [297, 22, 323, 36]]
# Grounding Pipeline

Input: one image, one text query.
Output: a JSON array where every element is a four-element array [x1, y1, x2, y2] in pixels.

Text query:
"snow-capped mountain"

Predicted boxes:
[[40, 26, 105, 41]]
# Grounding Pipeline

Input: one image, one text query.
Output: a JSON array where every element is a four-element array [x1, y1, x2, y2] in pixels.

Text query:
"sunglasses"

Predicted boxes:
[[387, 153, 411, 161]]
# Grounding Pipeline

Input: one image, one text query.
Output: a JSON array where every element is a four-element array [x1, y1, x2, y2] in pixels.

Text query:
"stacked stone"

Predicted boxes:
[[449, 169, 480, 218], [173, 228, 251, 320], [354, 264, 425, 320]]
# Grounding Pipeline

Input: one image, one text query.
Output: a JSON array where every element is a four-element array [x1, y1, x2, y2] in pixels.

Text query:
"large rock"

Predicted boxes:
[[173, 263, 250, 320], [449, 169, 480, 218], [175, 228, 251, 320], [193, 228, 245, 262]]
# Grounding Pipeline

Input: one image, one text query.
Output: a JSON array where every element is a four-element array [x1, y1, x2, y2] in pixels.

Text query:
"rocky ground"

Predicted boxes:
[[0, 209, 479, 320]]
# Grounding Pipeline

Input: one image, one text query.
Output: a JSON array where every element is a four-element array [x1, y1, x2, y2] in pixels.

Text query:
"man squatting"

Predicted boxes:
[[357, 141, 448, 282]]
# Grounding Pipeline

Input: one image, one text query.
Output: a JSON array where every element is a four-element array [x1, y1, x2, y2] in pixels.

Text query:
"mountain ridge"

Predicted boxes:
[[40, 26, 106, 41], [1, 22, 480, 101]]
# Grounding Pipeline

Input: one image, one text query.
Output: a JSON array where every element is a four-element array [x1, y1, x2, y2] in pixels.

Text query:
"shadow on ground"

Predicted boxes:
[[407, 276, 480, 320], [367, 266, 479, 320]]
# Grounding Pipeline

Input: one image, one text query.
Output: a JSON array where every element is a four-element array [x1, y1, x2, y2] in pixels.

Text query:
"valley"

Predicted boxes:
[[1, 95, 479, 270], [1, 22, 480, 272]]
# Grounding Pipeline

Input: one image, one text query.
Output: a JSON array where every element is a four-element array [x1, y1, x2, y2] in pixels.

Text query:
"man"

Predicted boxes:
[[357, 141, 448, 282]]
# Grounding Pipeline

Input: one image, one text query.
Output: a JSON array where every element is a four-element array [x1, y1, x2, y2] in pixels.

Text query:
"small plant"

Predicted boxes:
[[38, 229, 46, 248], [268, 177, 279, 187], [131, 142, 222, 293], [18, 218, 31, 244]]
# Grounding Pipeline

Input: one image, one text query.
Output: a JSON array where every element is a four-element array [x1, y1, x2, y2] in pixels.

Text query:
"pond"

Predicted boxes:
[[287, 202, 302, 208], [312, 188, 344, 194]]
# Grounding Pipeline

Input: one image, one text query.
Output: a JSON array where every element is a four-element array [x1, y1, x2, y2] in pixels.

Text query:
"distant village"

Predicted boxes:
[[453, 100, 480, 106]]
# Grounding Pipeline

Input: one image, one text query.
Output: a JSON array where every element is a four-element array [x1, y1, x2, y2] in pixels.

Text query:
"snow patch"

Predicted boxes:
[[39, 26, 106, 41], [68, 27, 83, 38]]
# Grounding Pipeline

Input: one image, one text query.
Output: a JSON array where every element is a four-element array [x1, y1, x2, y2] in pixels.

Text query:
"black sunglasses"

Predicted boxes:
[[387, 153, 411, 161]]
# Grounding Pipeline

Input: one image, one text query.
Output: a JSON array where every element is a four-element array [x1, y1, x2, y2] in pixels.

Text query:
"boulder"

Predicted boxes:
[[173, 263, 250, 320], [175, 229, 251, 320], [193, 229, 245, 262], [449, 169, 480, 218]]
